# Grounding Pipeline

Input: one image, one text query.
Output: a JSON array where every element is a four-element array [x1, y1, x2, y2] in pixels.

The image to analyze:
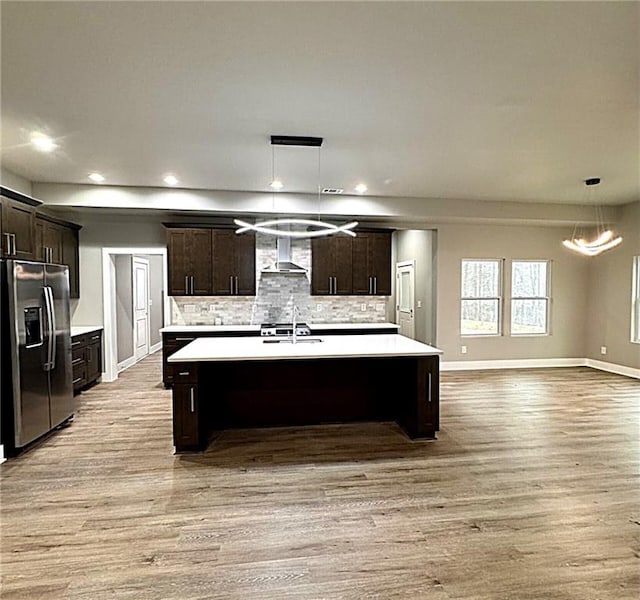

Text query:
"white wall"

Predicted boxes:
[[435, 223, 589, 362]]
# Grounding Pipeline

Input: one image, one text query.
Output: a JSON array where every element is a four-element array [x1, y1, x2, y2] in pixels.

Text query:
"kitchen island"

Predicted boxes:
[[168, 334, 442, 452]]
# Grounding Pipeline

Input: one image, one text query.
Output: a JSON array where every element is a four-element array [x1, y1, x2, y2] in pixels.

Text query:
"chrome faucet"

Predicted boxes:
[[292, 305, 300, 344]]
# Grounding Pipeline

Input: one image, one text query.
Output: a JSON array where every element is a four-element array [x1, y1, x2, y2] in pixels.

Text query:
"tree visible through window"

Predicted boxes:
[[511, 260, 549, 335], [461, 259, 502, 335]]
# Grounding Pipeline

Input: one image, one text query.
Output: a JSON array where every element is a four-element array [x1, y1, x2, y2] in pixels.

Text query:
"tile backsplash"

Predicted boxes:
[[170, 234, 391, 325]]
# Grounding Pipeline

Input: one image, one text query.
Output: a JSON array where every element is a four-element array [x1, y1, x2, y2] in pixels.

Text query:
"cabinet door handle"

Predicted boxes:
[[189, 387, 195, 413], [334, 277, 337, 295], [3, 233, 10, 254], [72, 376, 83, 385], [191, 276, 195, 295], [91, 335, 100, 341], [72, 357, 83, 366], [87, 346, 92, 362], [229, 275, 233, 294], [374, 276, 377, 295], [11, 234, 16, 256], [368, 276, 372, 294], [184, 276, 189, 295], [235, 276, 239, 295], [175, 337, 195, 341], [178, 371, 190, 376]]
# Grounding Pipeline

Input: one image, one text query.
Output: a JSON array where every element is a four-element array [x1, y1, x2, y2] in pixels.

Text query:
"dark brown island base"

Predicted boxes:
[[168, 334, 441, 453]]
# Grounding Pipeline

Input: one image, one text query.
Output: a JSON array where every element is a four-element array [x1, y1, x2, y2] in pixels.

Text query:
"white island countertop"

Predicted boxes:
[[160, 322, 399, 334], [168, 334, 441, 363]]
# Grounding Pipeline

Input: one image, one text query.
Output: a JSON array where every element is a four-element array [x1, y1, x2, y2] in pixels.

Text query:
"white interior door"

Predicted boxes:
[[396, 260, 416, 339], [133, 257, 150, 362]]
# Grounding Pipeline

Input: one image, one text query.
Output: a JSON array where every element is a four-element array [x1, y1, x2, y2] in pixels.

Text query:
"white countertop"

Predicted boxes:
[[71, 326, 103, 337], [160, 322, 399, 333], [168, 334, 441, 363]]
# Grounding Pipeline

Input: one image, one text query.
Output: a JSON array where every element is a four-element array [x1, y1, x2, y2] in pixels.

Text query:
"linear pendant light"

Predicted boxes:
[[234, 135, 358, 238], [562, 178, 622, 257]]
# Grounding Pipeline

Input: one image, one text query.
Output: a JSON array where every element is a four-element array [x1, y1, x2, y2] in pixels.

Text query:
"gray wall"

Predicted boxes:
[[435, 223, 590, 362], [142, 254, 164, 347], [114, 255, 134, 364], [1, 167, 33, 196], [393, 230, 437, 344], [585, 201, 640, 369]]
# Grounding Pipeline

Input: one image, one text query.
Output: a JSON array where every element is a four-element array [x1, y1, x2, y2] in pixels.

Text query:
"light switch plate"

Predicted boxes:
[[209, 305, 216, 313]]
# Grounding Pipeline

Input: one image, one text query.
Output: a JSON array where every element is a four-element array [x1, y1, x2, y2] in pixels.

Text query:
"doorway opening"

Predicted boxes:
[[396, 260, 416, 339], [102, 247, 169, 382]]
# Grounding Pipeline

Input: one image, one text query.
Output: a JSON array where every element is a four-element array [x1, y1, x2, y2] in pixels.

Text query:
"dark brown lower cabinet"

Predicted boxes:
[[172, 364, 203, 451], [71, 330, 102, 394]]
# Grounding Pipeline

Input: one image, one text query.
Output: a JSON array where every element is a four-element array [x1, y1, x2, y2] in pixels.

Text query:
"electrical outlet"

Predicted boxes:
[[316, 303, 323, 312], [214, 317, 222, 326], [208, 305, 216, 313], [361, 303, 367, 312], [417, 300, 422, 308], [461, 345, 467, 354], [600, 346, 607, 355]]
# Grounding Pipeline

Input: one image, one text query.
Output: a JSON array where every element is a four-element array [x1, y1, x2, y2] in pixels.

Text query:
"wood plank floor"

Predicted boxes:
[[1, 353, 639, 599]]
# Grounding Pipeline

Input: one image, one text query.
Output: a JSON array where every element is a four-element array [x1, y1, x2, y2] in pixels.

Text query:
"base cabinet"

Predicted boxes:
[[72, 330, 102, 394], [172, 364, 203, 451]]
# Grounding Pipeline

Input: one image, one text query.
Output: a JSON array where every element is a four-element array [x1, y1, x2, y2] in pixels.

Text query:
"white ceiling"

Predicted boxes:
[[1, 1, 638, 206]]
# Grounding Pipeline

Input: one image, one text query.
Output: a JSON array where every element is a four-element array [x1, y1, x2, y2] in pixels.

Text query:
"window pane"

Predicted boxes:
[[511, 299, 547, 334], [512, 261, 547, 297], [461, 299, 499, 335], [461, 260, 500, 298]]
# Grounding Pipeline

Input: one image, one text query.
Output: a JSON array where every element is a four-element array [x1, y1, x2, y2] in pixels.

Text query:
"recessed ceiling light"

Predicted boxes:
[[269, 179, 284, 190], [354, 183, 368, 194], [30, 132, 57, 153], [88, 172, 105, 183], [163, 174, 179, 186]]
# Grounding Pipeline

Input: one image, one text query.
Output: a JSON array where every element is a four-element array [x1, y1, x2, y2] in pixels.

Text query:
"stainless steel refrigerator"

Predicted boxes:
[[1, 259, 74, 454]]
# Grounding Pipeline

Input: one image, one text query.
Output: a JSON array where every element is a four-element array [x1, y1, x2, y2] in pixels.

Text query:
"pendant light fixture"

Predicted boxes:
[[562, 178, 622, 257], [234, 135, 358, 238]]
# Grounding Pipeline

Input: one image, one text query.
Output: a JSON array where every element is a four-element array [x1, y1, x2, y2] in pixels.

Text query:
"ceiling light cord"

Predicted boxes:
[[234, 135, 358, 239]]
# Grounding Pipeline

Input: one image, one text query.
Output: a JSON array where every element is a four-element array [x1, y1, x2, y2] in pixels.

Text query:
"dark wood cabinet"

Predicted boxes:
[[172, 364, 202, 450], [167, 228, 213, 295], [35, 216, 63, 263], [35, 214, 81, 299], [311, 236, 353, 295], [352, 232, 392, 295], [212, 230, 256, 295], [61, 226, 80, 299], [166, 226, 256, 297], [1, 196, 37, 259], [71, 329, 102, 394]]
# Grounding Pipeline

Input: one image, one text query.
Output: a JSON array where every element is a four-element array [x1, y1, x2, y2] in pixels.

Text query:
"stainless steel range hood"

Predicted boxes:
[[261, 236, 307, 274]]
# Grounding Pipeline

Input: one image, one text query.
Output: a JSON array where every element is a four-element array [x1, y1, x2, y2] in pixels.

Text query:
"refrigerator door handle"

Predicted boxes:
[[43, 286, 56, 370]]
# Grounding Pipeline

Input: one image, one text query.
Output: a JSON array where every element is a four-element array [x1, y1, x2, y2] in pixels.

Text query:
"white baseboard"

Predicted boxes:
[[585, 359, 640, 380], [117, 356, 137, 373], [441, 357, 639, 379], [149, 341, 162, 354], [441, 358, 586, 371]]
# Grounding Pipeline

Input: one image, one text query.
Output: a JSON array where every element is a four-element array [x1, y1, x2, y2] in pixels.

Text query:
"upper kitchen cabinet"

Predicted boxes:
[[352, 231, 392, 296], [1, 195, 37, 260], [35, 214, 81, 298], [212, 230, 256, 295], [311, 236, 353, 295], [166, 228, 213, 296]]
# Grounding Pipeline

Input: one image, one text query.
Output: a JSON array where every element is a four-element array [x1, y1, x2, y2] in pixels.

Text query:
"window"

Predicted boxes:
[[632, 256, 640, 343], [511, 260, 550, 335], [461, 259, 502, 335]]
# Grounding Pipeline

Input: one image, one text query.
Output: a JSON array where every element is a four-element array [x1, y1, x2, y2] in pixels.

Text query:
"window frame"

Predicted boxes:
[[509, 259, 551, 337], [460, 258, 504, 337], [632, 256, 640, 344]]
